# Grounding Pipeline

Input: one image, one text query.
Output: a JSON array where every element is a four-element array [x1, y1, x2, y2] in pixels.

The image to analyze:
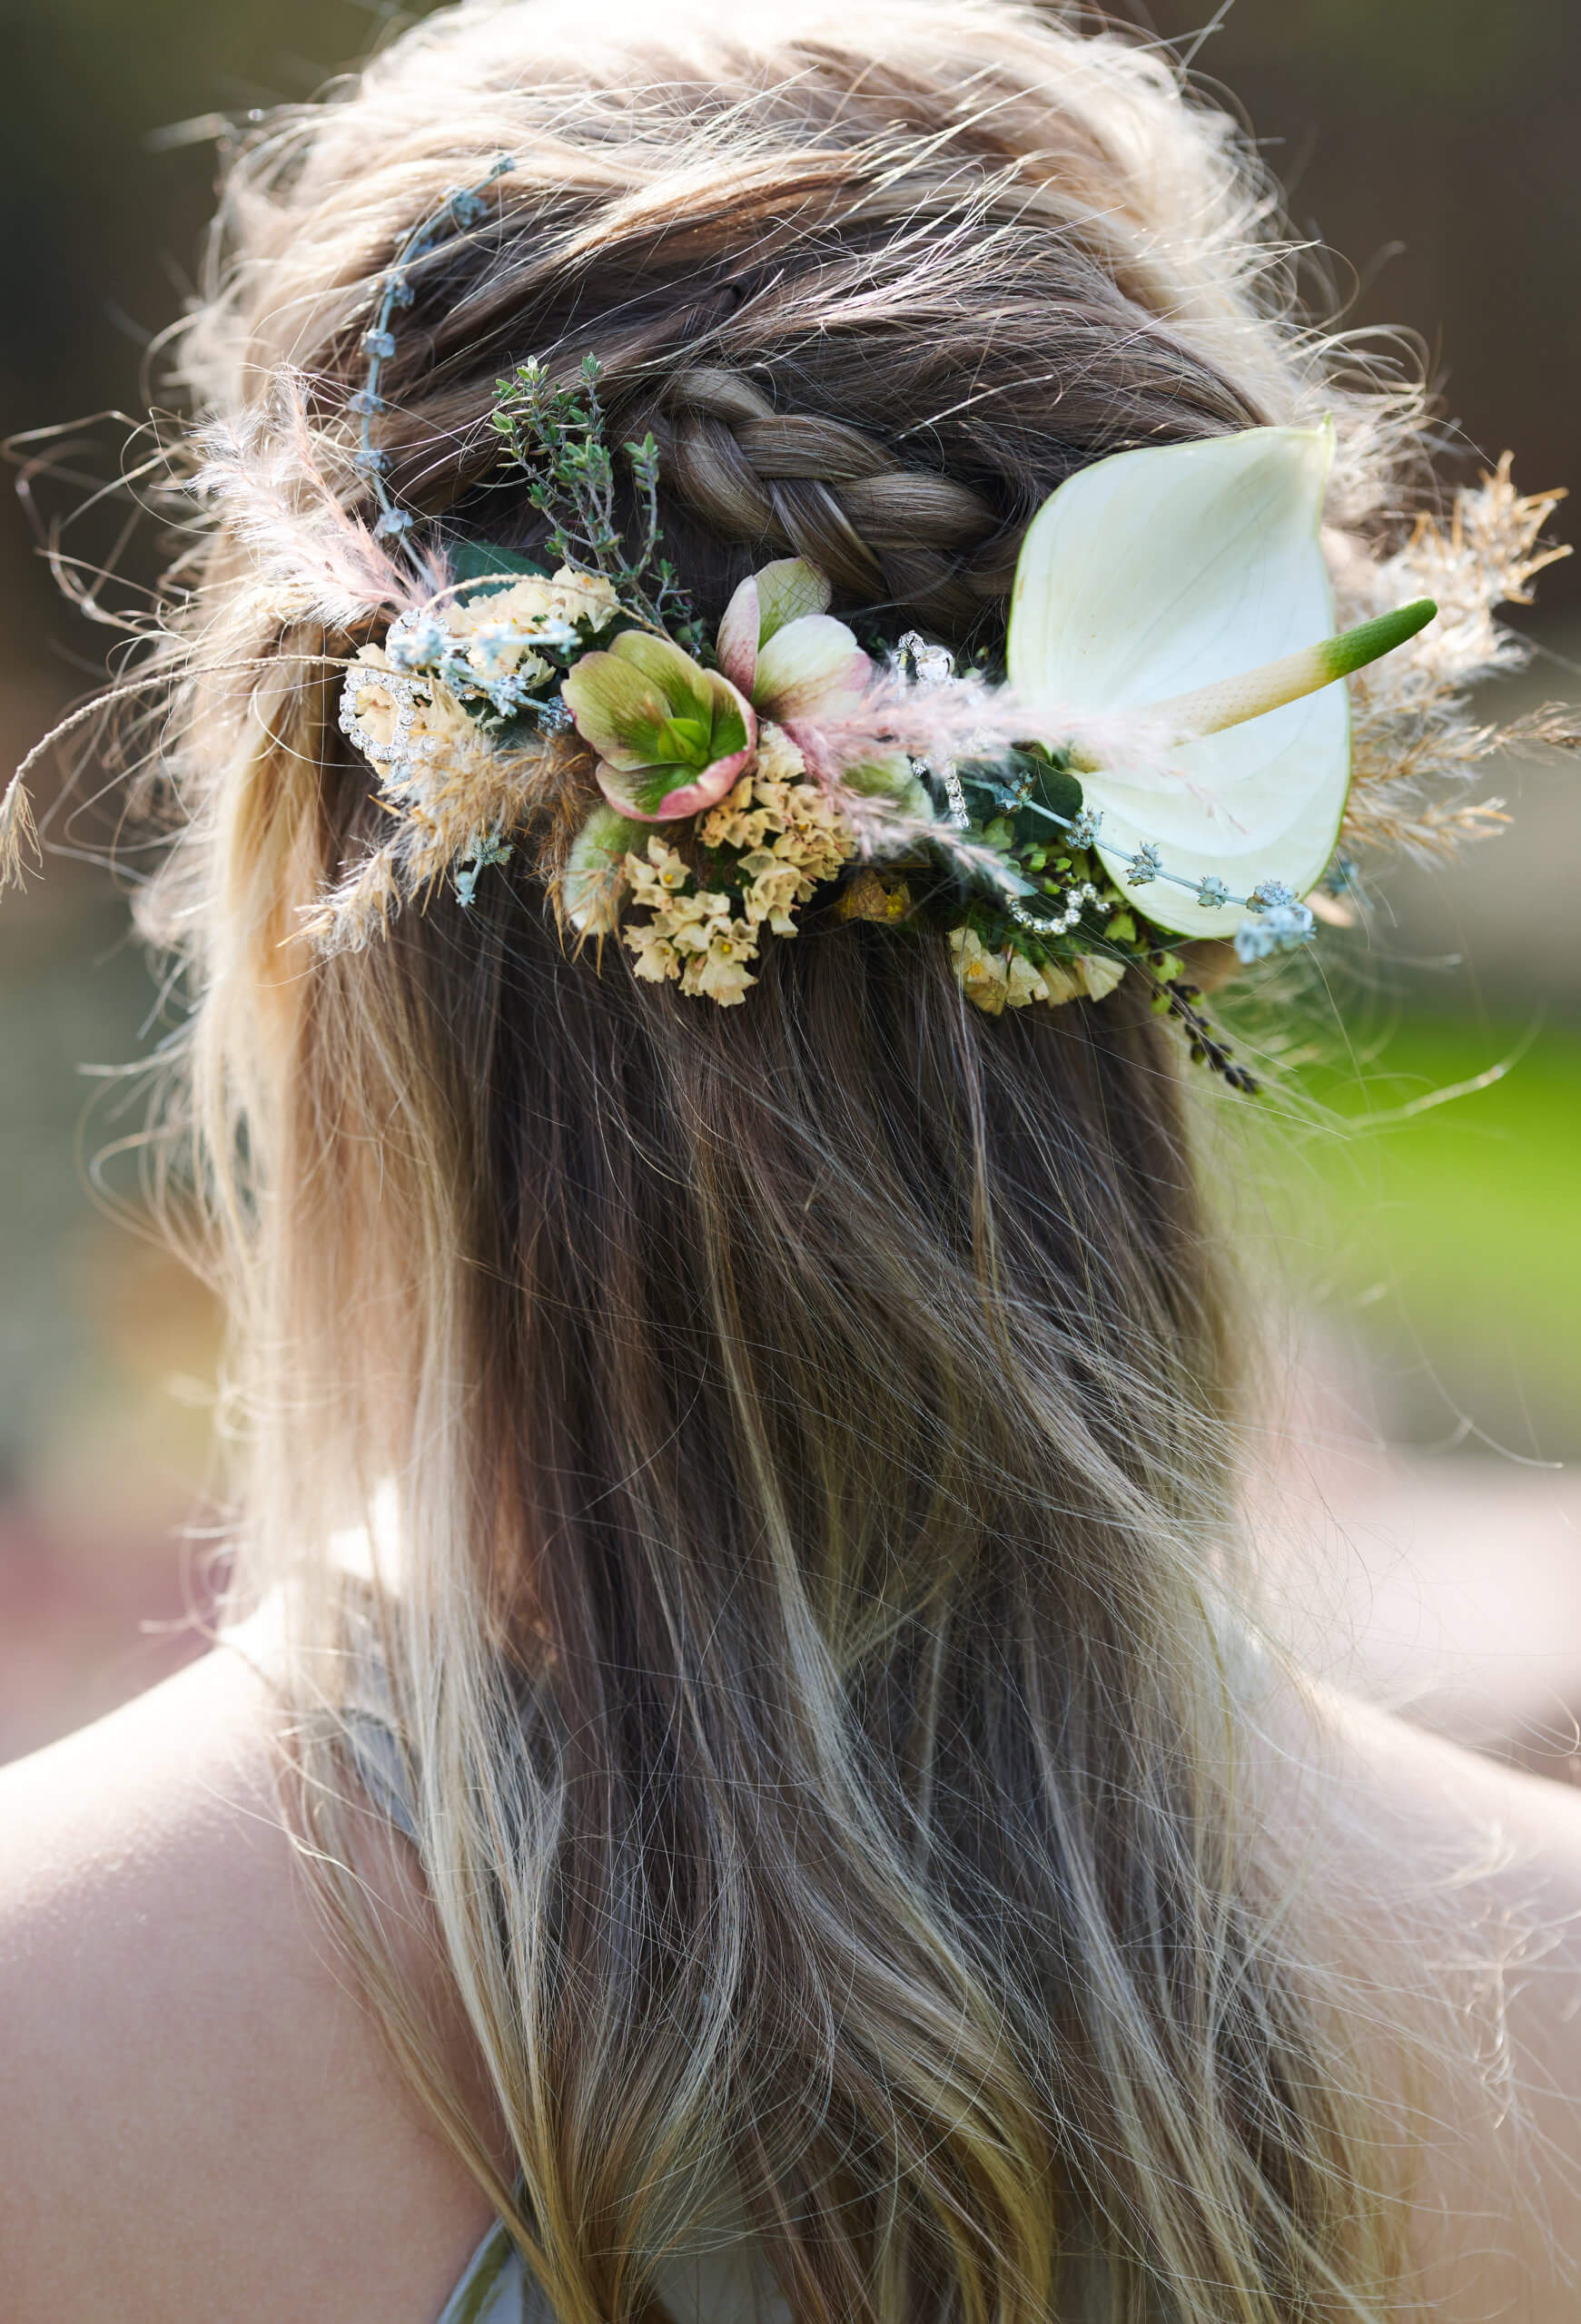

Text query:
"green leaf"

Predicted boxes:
[[1025, 749, 1084, 827], [448, 539, 548, 585]]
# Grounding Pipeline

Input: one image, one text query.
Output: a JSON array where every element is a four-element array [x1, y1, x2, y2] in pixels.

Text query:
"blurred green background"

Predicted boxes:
[[2, 0, 1577, 1759]]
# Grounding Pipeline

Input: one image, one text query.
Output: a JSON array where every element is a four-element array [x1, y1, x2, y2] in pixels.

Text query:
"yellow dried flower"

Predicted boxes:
[[625, 924, 682, 983], [698, 778, 777, 852], [948, 928, 1114, 1014], [681, 930, 757, 1004], [737, 851, 806, 934], [950, 927, 1009, 1015], [1076, 955, 1126, 1000], [1003, 953, 1051, 1009], [625, 837, 695, 903], [835, 870, 912, 924], [754, 724, 807, 784], [667, 896, 736, 956]]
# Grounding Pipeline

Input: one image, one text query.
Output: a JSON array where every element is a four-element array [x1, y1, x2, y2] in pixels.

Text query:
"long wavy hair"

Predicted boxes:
[[127, 3, 1432, 2316]]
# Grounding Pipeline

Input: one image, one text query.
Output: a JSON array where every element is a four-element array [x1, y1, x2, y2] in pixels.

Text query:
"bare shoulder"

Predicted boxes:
[[0, 1642, 496, 2323], [1262, 1679, 1581, 2321]]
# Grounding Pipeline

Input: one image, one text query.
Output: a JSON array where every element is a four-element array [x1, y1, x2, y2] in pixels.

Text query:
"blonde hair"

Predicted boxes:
[[131, 4, 1435, 2316]]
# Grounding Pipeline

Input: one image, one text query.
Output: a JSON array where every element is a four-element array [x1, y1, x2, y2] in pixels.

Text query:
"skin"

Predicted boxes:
[[0, 1645, 1577, 2320], [0, 1648, 499, 2323]]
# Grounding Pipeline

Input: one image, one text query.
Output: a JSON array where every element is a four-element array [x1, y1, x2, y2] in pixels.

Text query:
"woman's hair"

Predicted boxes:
[[132, 3, 1430, 2316]]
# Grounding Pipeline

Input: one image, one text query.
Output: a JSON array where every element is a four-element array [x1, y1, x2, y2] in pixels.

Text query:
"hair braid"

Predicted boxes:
[[653, 367, 1016, 630]]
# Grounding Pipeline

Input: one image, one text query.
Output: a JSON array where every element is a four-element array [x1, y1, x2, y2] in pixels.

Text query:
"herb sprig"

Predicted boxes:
[[489, 355, 701, 645]]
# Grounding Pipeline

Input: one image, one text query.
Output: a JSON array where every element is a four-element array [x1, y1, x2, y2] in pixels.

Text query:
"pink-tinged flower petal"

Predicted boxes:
[[753, 614, 871, 721], [716, 576, 759, 694], [753, 557, 831, 644], [596, 743, 755, 823]]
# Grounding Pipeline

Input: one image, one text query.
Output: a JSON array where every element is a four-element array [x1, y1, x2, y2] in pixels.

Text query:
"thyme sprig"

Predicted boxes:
[[489, 354, 701, 645]]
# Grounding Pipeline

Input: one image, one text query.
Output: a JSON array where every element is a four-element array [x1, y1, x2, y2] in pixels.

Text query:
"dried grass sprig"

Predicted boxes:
[[1340, 792, 1511, 863], [1339, 457, 1574, 860], [2, 650, 361, 901], [302, 724, 589, 956], [299, 844, 403, 954], [0, 771, 41, 894]]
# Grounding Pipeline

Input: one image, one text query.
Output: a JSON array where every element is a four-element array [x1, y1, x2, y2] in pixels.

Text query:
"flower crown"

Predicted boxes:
[[327, 322, 1438, 1088], [5, 162, 1570, 1097]]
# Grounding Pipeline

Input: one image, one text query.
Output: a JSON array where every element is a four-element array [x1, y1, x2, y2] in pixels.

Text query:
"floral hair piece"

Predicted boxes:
[[5, 162, 1572, 1098], [311, 220, 1443, 1083], [324, 381, 1438, 1078]]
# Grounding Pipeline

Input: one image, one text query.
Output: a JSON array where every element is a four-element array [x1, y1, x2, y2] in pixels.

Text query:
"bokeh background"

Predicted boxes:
[[2, 0, 1578, 1764]]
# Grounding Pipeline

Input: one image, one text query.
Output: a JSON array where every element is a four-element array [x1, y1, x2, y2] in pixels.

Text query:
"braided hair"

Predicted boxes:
[[185, 0, 1381, 663]]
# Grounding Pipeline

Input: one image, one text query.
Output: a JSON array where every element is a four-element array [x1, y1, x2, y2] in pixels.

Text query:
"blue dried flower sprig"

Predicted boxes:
[[355, 155, 517, 545]]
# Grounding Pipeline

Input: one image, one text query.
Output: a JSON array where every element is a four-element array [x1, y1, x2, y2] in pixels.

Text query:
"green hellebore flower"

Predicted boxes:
[[563, 630, 756, 822]]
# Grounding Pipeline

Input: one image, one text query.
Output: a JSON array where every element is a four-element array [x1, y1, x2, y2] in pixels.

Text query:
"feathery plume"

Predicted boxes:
[[299, 844, 402, 955], [789, 660, 1199, 807], [1339, 457, 1574, 860], [193, 371, 440, 634], [833, 783, 1033, 896], [0, 773, 40, 894]]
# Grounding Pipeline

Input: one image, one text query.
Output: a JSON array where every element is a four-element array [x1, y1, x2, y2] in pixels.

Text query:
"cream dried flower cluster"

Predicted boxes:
[[620, 730, 858, 1004], [949, 928, 1126, 1017], [376, 566, 620, 720], [434, 567, 622, 706], [308, 565, 624, 949]]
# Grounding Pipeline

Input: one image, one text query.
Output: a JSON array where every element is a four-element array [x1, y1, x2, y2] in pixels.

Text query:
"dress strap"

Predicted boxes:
[[437, 2221, 549, 2323], [342, 1701, 422, 1846]]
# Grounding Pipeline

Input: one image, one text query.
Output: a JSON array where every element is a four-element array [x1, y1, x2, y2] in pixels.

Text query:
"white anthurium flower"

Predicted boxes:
[[1006, 421, 1435, 940]]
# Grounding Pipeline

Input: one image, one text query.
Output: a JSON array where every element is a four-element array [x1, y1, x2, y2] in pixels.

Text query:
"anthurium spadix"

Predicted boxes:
[[1006, 422, 1436, 940]]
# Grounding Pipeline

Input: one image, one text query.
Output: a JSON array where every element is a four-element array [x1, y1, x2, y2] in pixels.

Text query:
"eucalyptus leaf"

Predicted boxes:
[[1025, 749, 1084, 826], [448, 539, 549, 585]]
